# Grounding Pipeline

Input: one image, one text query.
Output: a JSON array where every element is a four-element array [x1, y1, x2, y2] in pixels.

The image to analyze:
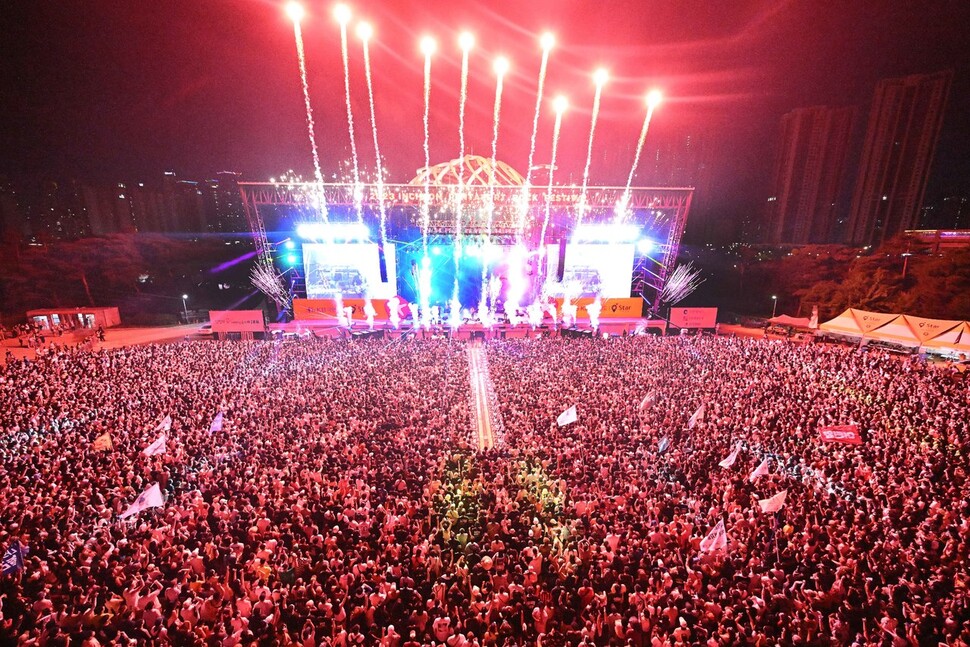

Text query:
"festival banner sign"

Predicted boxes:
[[209, 310, 265, 333], [292, 299, 392, 321], [670, 307, 718, 329], [552, 297, 642, 320], [818, 424, 863, 445]]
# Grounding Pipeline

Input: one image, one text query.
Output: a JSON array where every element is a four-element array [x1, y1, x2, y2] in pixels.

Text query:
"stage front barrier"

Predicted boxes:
[[669, 307, 718, 329]]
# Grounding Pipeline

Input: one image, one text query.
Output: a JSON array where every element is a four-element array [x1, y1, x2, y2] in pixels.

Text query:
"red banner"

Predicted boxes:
[[819, 425, 863, 445]]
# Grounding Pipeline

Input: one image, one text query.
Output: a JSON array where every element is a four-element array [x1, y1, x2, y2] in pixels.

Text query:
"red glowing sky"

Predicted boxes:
[[3, 0, 969, 234]]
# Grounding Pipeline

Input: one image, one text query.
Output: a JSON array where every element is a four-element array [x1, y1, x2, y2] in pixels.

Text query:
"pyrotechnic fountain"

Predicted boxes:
[[539, 96, 568, 267], [333, 4, 363, 222], [616, 90, 662, 221], [285, 2, 328, 222], [575, 68, 608, 232], [419, 36, 437, 329], [450, 31, 474, 329], [517, 33, 555, 239], [479, 56, 509, 325]]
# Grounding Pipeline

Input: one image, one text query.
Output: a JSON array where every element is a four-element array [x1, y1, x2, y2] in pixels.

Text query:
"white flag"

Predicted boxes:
[[638, 392, 656, 411], [758, 490, 787, 513], [156, 415, 172, 432], [699, 519, 727, 552], [557, 405, 578, 427], [119, 483, 165, 520], [142, 433, 167, 457], [209, 412, 224, 434], [718, 444, 741, 469], [749, 457, 770, 481], [688, 403, 706, 429]]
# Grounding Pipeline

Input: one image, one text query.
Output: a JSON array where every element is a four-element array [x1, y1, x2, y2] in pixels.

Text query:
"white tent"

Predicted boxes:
[[819, 309, 970, 352]]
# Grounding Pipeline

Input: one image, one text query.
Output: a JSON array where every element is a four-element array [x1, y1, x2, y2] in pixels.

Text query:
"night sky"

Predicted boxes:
[[3, 0, 970, 235]]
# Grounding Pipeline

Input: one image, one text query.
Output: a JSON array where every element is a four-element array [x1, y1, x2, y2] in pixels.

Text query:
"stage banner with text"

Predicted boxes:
[[553, 297, 642, 319], [292, 298, 391, 321], [670, 307, 718, 329], [209, 310, 265, 333]]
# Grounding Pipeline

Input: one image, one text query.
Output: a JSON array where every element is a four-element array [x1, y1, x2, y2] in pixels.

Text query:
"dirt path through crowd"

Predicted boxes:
[[467, 342, 497, 450]]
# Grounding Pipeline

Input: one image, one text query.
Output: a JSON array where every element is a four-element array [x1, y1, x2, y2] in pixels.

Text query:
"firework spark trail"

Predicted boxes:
[[338, 22, 363, 222], [291, 20, 329, 222], [420, 41, 434, 329], [421, 49, 433, 257], [576, 82, 605, 231], [451, 43, 471, 328], [480, 61, 507, 323], [360, 35, 388, 249], [617, 103, 657, 222], [539, 108, 564, 272], [518, 45, 551, 238]]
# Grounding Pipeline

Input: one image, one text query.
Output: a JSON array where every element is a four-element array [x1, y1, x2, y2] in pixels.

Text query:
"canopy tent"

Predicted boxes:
[[922, 321, 970, 353], [869, 317, 922, 347], [902, 316, 963, 344], [818, 309, 865, 336], [819, 309, 970, 351], [768, 314, 812, 328]]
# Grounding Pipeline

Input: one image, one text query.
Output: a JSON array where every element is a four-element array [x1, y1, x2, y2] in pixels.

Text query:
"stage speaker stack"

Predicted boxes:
[[378, 245, 388, 283], [556, 239, 567, 282]]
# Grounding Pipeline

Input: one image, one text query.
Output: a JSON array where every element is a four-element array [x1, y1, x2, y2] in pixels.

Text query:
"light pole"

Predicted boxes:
[[771, 295, 778, 318], [181, 294, 189, 323]]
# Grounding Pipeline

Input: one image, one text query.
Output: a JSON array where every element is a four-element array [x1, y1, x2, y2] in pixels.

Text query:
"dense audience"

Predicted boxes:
[[0, 334, 967, 645]]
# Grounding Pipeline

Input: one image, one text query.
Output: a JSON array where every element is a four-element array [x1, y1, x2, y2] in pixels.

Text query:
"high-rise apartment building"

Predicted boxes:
[[764, 106, 854, 244], [846, 70, 952, 246]]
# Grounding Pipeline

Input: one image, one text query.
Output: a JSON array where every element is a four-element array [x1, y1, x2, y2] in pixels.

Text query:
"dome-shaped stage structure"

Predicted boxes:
[[409, 155, 525, 187]]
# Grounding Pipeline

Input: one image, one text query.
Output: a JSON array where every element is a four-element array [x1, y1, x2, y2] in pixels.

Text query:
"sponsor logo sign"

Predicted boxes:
[[669, 307, 718, 329], [209, 310, 265, 333]]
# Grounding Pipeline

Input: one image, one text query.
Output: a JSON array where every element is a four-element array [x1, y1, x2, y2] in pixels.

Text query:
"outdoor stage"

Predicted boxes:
[[266, 316, 668, 339]]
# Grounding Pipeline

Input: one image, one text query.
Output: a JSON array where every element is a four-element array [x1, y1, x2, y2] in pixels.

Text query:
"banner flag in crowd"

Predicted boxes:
[[750, 457, 771, 481], [699, 519, 727, 552], [758, 490, 788, 513], [156, 415, 172, 432], [142, 433, 167, 457], [718, 443, 741, 469], [557, 405, 577, 427], [658, 436, 671, 454], [1, 541, 26, 576], [209, 412, 224, 434], [818, 424, 863, 445], [809, 305, 819, 330], [119, 483, 165, 520], [638, 392, 656, 411], [688, 403, 705, 429], [92, 432, 113, 452]]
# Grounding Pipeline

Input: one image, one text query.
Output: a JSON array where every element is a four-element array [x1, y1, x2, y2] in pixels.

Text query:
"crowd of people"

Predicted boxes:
[[0, 334, 967, 645]]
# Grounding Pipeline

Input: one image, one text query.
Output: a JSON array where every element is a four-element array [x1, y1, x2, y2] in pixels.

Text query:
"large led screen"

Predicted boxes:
[[544, 243, 635, 298], [303, 243, 397, 299]]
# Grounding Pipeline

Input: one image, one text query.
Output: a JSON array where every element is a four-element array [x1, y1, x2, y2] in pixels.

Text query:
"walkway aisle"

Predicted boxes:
[[466, 341, 503, 451]]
